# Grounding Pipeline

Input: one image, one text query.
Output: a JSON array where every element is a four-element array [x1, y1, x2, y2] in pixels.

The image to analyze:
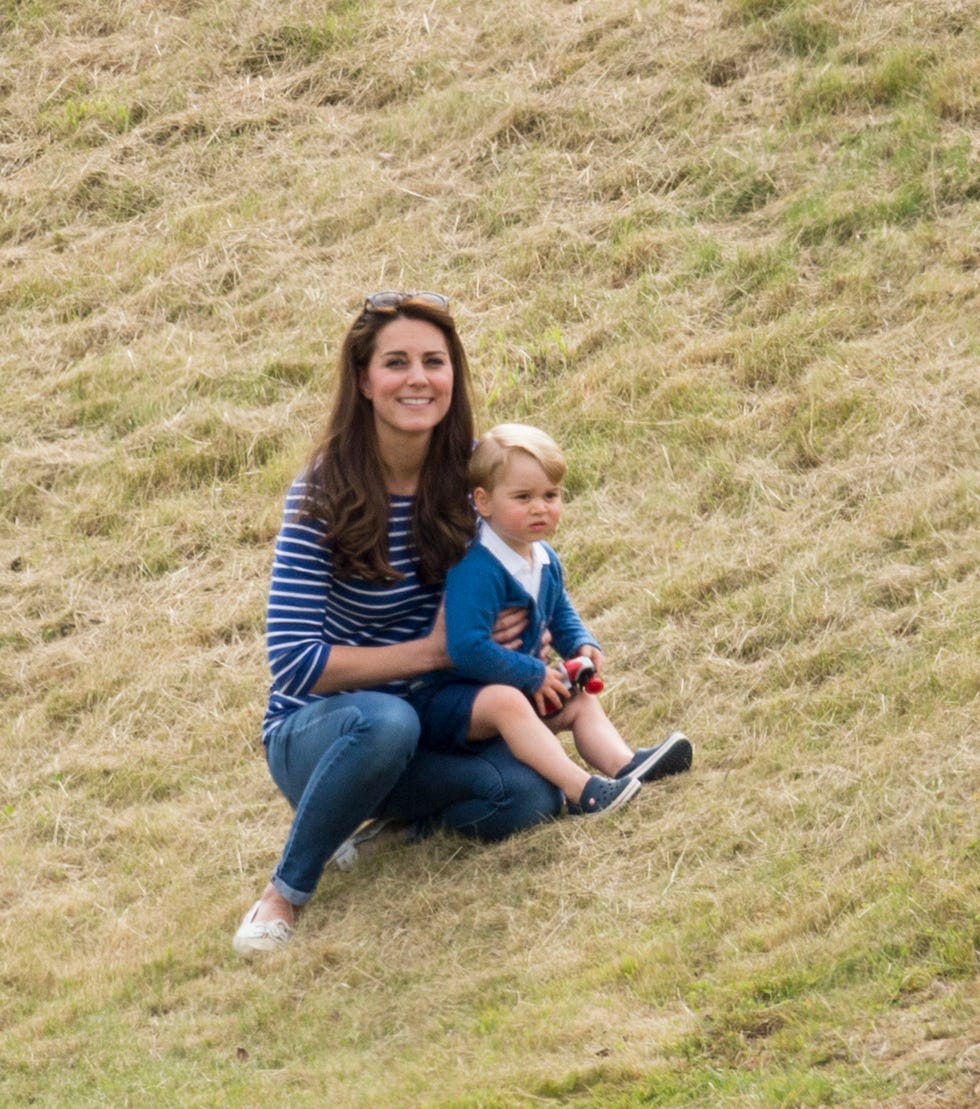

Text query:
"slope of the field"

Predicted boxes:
[[1, 1, 978, 1105]]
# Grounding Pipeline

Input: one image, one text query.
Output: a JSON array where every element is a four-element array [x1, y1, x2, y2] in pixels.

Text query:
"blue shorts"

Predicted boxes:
[[409, 679, 483, 753]]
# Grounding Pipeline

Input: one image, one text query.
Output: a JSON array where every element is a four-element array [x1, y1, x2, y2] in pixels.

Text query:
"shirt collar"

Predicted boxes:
[[478, 520, 550, 579]]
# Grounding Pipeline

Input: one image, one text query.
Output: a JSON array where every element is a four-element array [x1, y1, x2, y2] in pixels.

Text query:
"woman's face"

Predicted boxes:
[[359, 316, 455, 442]]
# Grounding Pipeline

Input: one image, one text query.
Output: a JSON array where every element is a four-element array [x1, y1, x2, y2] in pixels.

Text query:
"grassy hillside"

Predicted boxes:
[[1, 0, 977, 1105]]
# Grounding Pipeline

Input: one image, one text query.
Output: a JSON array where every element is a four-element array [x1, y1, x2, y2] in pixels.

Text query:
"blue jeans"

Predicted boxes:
[[379, 739, 563, 841], [265, 693, 420, 905], [265, 693, 562, 906]]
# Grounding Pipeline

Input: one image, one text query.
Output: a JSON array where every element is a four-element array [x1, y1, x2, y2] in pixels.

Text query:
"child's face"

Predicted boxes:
[[474, 451, 562, 555]]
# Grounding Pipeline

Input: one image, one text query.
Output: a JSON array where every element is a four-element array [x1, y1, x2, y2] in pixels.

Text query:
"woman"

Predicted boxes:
[[233, 292, 563, 955]]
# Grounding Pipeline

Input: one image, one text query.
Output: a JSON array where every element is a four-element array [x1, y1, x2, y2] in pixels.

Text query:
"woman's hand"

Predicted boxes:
[[490, 606, 530, 650]]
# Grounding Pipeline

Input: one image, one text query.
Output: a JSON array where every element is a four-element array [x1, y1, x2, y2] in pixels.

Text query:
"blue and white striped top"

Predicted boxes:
[[262, 475, 444, 741]]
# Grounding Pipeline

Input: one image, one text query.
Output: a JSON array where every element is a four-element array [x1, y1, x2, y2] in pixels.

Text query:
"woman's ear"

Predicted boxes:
[[473, 487, 491, 518], [358, 373, 373, 399]]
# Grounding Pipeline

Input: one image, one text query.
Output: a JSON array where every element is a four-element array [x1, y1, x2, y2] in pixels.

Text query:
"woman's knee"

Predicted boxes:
[[352, 693, 421, 763], [268, 694, 419, 801]]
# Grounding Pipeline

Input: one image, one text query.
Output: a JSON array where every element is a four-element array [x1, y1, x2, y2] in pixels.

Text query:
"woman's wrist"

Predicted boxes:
[[421, 635, 451, 672]]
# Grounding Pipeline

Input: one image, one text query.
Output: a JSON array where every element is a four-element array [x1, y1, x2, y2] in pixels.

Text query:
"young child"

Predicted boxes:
[[410, 423, 692, 815]]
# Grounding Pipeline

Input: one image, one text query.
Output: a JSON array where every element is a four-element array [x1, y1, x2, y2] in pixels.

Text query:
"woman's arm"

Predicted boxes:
[[308, 606, 450, 694], [310, 601, 531, 693]]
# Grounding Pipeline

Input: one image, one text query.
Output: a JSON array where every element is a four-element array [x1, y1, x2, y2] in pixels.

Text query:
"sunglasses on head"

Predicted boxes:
[[363, 291, 450, 313]]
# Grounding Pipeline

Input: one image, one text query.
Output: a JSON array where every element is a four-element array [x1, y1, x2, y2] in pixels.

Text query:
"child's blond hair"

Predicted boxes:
[[469, 423, 567, 491]]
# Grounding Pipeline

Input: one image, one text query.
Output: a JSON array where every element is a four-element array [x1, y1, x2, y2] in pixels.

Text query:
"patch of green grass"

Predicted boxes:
[[62, 362, 154, 434], [713, 240, 801, 324], [239, 0, 371, 74], [791, 44, 940, 122], [867, 44, 938, 106], [791, 60, 865, 118], [787, 181, 929, 246], [376, 86, 496, 157], [1, 0, 56, 27], [929, 55, 980, 121], [186, 359, 321, 406], [782, 372, 881, 467], [41, 93, 146, 142], [696, 309, 837, 389], [768, 6, 839, 58], [71, 169, 160, 222], [725, 0, 798, 24], [695, 152, 779, 219], [1, 270, 116, 321]]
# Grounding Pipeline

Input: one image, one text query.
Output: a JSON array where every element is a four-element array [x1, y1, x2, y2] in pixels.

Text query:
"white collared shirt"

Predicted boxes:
[[478, 520, 550, 603]]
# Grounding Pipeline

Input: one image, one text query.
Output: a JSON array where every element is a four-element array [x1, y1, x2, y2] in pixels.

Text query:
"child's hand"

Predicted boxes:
[[533, 667, 571, 716], [574, 644, 604, 676]]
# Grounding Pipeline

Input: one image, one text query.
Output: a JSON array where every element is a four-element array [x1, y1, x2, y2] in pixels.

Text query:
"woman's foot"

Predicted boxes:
[[232, 885, 296, 956]]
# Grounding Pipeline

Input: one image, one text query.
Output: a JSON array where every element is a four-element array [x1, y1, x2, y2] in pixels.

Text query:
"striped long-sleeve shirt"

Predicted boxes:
[[262, 475, 444, 741]]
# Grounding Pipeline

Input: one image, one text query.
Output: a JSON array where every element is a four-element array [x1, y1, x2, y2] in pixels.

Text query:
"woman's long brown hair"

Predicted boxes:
[[300, 299, 476, 584]]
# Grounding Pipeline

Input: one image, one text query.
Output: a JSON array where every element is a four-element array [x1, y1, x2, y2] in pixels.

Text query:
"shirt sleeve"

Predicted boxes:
[[265, 478, 333, 696], [443, 549, 547, 696], [544, 550, 600, 659]]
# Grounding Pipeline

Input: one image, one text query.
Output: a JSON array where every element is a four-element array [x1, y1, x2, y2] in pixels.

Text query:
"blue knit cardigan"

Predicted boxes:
[[442, 540, 600, 697]]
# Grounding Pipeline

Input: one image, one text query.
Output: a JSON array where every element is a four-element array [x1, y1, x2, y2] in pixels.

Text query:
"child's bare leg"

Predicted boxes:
[[469, 685, 591, 802], [548, 694, 633, 778]]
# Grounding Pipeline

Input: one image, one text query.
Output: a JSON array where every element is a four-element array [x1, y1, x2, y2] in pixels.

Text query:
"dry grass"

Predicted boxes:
[[1, 0, 978, 1105]]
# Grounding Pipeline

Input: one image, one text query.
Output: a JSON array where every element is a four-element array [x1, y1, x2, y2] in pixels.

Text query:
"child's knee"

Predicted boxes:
[[481, 684, 533, 716], [564, 691, 606, 724]]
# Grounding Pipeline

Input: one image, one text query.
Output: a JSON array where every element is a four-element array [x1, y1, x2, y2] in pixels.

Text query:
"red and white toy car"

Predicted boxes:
[[540, 654, 604, 716]]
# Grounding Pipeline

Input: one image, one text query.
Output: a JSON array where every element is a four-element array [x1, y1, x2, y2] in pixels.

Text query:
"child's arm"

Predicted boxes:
[[444, 552, 547, 696], [542, 549, 601, 663]]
